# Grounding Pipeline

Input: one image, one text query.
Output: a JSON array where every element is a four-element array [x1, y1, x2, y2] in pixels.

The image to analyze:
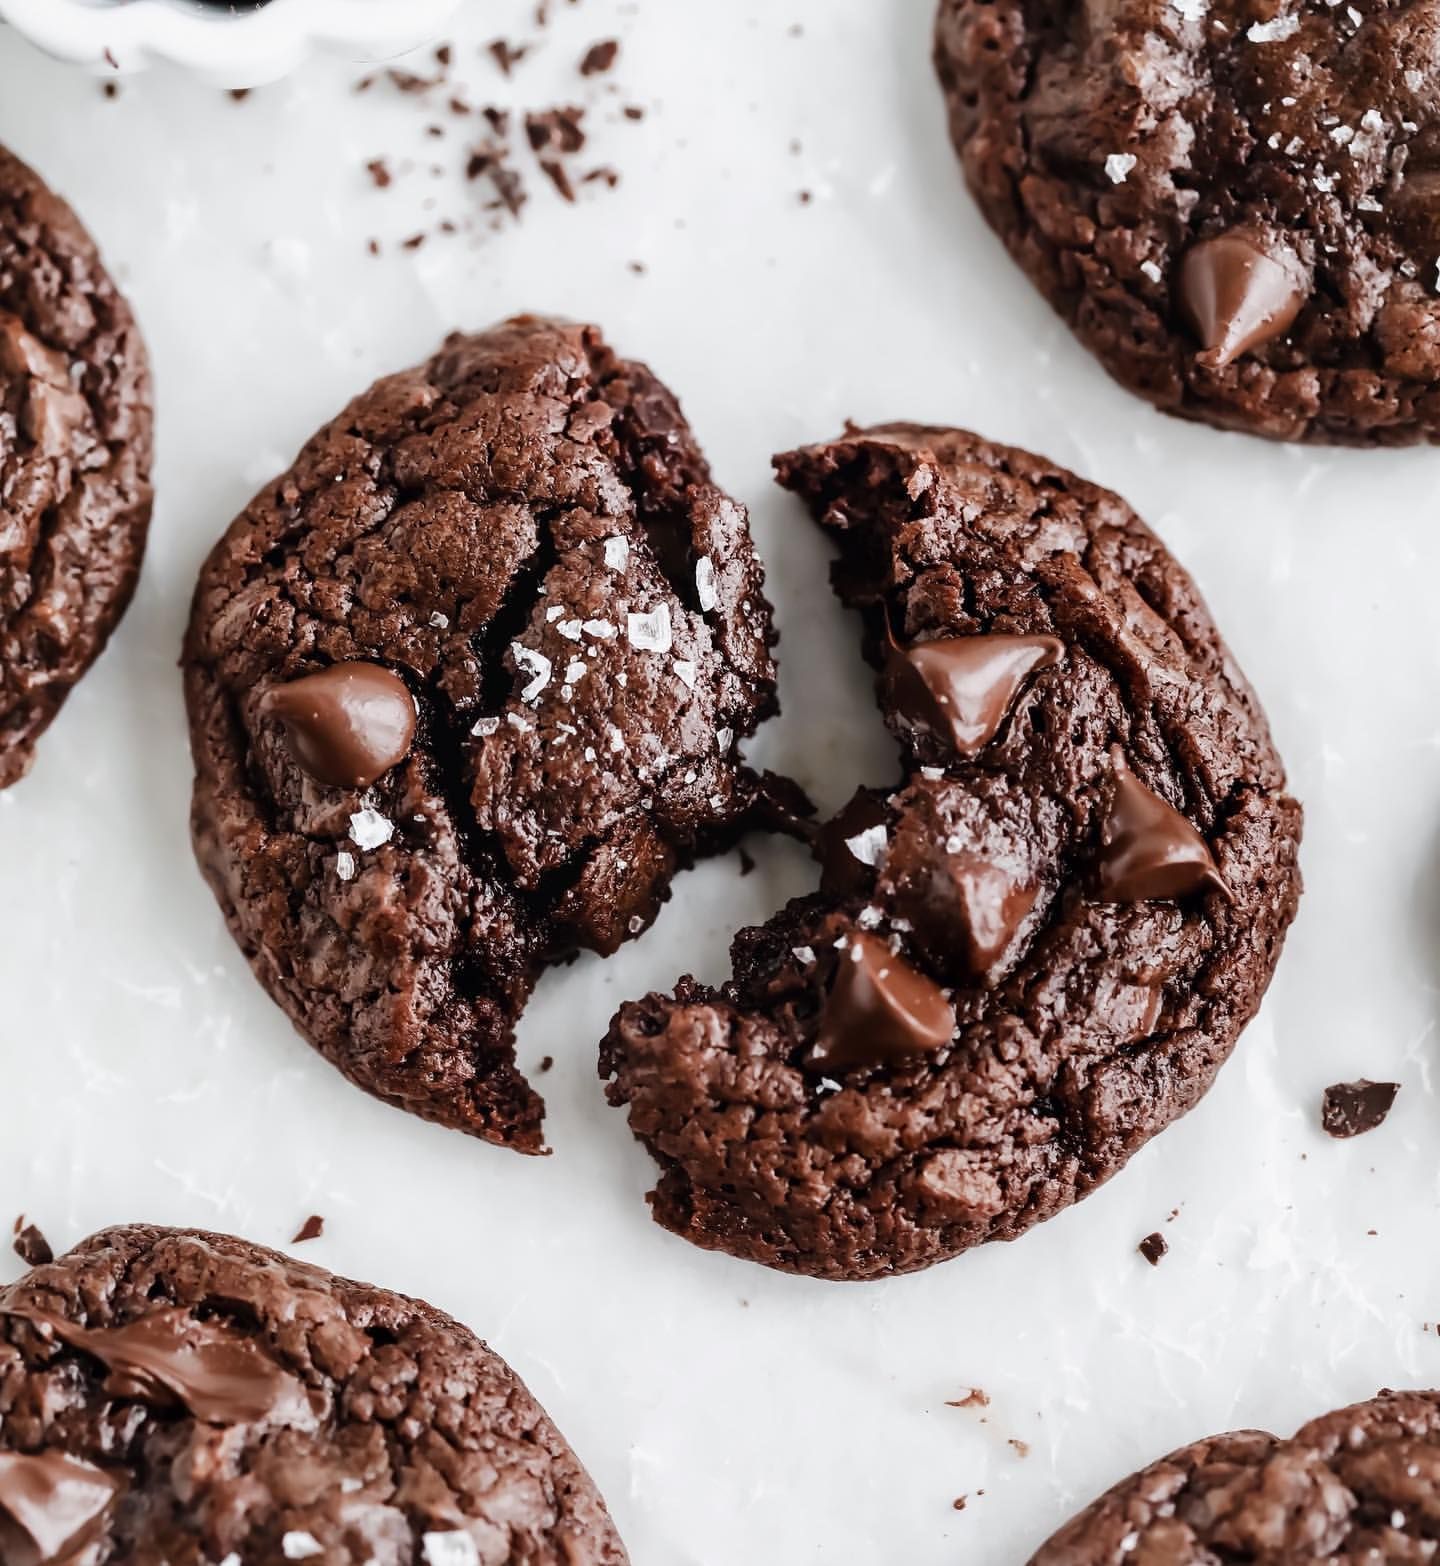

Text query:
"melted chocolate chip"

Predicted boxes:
[[1178, 233, 1307, 369], [4, 1304, 304, 1426], [810, 932, 956, 1074], [894, 849, 1037, 981], [0, 1450, 115, 1563], [883, 634, 1062, 757], [1322, 1079, 1400, 1139], [815, 790, 890, 898], [1095, 762, 1226, 903], [261, 662, 416, 790]]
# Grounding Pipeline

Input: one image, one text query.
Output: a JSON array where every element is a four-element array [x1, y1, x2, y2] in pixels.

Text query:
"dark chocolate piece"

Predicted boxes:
[[1321, 1079, 1400, 1139], [0, 1450, 115, 1563], [1096, 761, 1226, 904], [810, 933, 956, 1074], [1179, 233, 1308, 369], [883, 633, 1062, 757], [261, 662, 417, 790], [1138, 1232, 1168, 1266]]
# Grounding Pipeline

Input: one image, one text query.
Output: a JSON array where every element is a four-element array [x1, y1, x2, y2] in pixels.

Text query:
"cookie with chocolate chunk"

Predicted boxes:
[[935, 0, 1440, 443], [601, 424, 1302, 1280], [0, 144, 152, 785], [1029, 1390, 1440, 1564], [0, 1224, 627, 1564], [183, 316, 778, 1152]]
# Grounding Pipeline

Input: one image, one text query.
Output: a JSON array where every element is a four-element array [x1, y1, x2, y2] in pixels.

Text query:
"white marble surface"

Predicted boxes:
[[1, 2, 1438, 1561]]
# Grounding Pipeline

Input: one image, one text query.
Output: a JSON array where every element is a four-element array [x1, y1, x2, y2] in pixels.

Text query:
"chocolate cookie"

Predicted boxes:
[[0, 144, 152, 785], [1030, 1389, 1440, 1563], [601, 424, 1301, 1280], [935, 0, 1440, 443], [184, 316, 778, 1152], [0, 1224, 627, 1564]]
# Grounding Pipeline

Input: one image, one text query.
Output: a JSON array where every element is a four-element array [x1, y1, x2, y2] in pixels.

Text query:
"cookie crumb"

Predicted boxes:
[[1322, 1079, 1400, 1138], [580, 40, 620, 75], [1009, 1438, 1030, 1457], [11, 1218, 53, 1267], [953, 1496, 968, 1511], [945, 1388, 991, 1408], [1138, 1231, 1169, 1266], [538, 1055, 555, 1074], [291, 1215, 325, 1245]]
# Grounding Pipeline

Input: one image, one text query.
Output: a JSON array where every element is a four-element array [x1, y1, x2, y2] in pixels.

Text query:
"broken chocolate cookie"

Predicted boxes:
[[184, 316, 777, 1152], [601, 424, 1302, 1280]]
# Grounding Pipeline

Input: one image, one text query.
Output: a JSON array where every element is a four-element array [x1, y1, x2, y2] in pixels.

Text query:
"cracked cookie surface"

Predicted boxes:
[[0, 1224, 627, 1565], [1030, 1390, 1440, 1564], [935, 0, 1440, 443], [0, 143, 152, 785], [601, 424, 1301, 1281], [184, 316, 777, 1152]]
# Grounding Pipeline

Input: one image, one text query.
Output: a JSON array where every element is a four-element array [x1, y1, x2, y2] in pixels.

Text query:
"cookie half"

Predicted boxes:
[[0, 1224, 627, 1564], [601, 424, 1301, 1280], [1030, 1390, 1440, 1563], [935, 0, 1440, 443], [0, 144, 153, 785], [184, 316, 778, 1152]]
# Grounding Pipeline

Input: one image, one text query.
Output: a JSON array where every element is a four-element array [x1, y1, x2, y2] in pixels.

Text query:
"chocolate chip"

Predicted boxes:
[[893, 848, 1038, 980], [1138, 1231, 1168, 1265], [883, 633, 1062, 758], [260, 662, 416, 790], [1179, 232, 1307, 369], [1095, 757, 1226, 903], [0, 1451, 116, 1559], [809, 932, 956, 1074], [1322, 1079, 1400, 1139]]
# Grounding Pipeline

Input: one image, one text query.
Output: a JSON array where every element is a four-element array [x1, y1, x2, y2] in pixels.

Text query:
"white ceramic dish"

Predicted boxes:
[[0, 0, 463, 86]]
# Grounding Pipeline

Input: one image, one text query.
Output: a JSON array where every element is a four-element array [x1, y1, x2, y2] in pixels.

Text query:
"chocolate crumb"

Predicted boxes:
[[483, 106, 511, 136], [1139, 1231, 1169, 1266], [540, 159, 576, 202], [737, 845, 756, 876], [435, 44, 453, 67], [539, 1055, 555, 1074], [291, 1215, 325, 1245], [366, 159, 393, 190], [525, 106, 586, 154], [366, 238, 381, 256], [623, 104, 646, 121], [488, 39, 530, 76], [402, 232, 427, 251], [580, 40, 621, 76], [584, 166, 620, 188], [1323, 1080, 1400, 1138], [945, 1388, 991, 1408], [12, 1219, 53, 1267], [798, 189, 813, 205], [229, 88, 251, 103], [101, 82, 120, 101], [953, 1496, 968, 1511], [628, 260, 648, 276], [103, 46, 119, 70], [1009, 1438, 1030, 1457]]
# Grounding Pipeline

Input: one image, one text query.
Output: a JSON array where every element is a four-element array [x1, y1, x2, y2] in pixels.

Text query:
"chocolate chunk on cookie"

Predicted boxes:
[[0, 144, 152, 785], [0, 1224, 627, 1564], [601, 424, 1301, 1280], [184, 316, 777, 1152], [1030, 1390, 1440, 1564], [935, 0, 1440, 443]]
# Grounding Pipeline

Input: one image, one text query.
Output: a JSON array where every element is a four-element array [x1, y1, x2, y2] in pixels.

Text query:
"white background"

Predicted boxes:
[[1, 2, 1438, 1561]]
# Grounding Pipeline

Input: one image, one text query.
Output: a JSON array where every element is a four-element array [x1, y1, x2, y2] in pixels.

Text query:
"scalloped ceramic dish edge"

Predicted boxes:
[[0, 0, 466, 87]]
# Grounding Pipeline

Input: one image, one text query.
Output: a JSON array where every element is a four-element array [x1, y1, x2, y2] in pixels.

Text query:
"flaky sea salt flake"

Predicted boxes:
[[627, 603, 673, 653], [845, 824, 887, 866], [336, 850, 357, 882], [583, 618, 616, 639], [283, 1535, 324, 1561], [792, 945, 816, 965], [695, 556, 719, 611], [673, 658, 698, 689], [716, 727, 734, 752], [423, 1534, 481, 1566], [564, 660, 587, 685], [348, 809, 394, 851], [512, 643, 552, 702], [1104, 152, 1137, 183], [1247, 12, 1300, 41], [471, 716, 500, 738], [603, 536, 629, 571]]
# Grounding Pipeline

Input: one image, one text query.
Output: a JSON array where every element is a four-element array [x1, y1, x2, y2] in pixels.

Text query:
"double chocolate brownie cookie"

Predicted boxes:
[[601, 424, 1302, 1280], [0, 1224, 627, 1564], [936, 0, 1440, 443], [1030, 1389, 1440, 1563], [184, 316, 778, 1152], [0, 144, 152, 785]]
